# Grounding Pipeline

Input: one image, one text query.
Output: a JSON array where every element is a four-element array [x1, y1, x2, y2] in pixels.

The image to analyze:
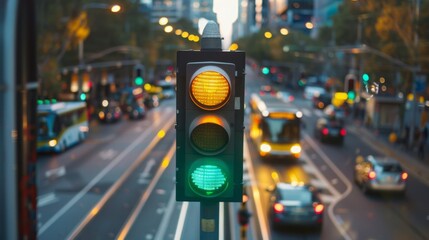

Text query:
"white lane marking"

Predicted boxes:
[[243, 138, 270, 240], [309, 179, 328, 190], [301, 151, 341, 198], [38, 109, 175, 237], [140, 158, 156, 178], [154, 189, 177, 240], [303, 133, 353, 240], [319, 194, 336, 204], [174, 202, 189, 240], [99, 149, 117, 161], [45, 166, 66, 178], [116, 142, 176, 240], [37, 193, 58, 207], [219, 202, 224, 240]]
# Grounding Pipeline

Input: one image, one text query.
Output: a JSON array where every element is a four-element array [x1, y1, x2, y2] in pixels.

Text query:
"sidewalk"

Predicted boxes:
[[348, 121, 429, 187]]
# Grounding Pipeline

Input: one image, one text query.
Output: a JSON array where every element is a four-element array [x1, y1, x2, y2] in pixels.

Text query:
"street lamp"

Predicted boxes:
[[77, 3, 121, 100]]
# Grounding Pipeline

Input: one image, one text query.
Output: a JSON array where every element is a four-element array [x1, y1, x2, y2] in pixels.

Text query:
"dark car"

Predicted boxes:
[[144, 93, 160, 109], [354, 155, 408, 195], [267, 183, 324, 231], [312, 92, 332, 109], [97, 102, 122, 123], [127, 102, 146, 120], [314, 117, 346, 144]]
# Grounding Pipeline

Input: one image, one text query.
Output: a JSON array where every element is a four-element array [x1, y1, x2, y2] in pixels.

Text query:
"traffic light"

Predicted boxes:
[[176, 50, 245, 202], [345, 77, 356, 100], [362, 73, 370, 84], [134, 66, 144, 86], [262, 67, 269, 75]]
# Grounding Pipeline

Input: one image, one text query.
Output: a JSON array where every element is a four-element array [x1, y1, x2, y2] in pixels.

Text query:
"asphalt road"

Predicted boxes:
[[36, 65, 429, 240]]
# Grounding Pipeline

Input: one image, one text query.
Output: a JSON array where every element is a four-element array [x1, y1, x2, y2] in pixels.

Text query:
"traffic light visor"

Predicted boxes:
[[188, 158, 229, 197], [190, 115, 230, 155], [190, 66, 231, 110]]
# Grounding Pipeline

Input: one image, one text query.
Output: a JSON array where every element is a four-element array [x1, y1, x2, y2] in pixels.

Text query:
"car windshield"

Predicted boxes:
[[278, 189, 312, 204], [379, 163, 403, 173]]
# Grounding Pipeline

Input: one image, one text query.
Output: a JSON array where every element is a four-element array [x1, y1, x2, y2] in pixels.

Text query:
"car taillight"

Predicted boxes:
[[259, 91, 265, 96], [340, 128, 346, 136], [313, 203, 324, 215], [322, 128, 329, 135], [289, 96, 295, 102], [368, 171, 376, 180], [401, 172, 408, 181], [273, 203, 284, 213]]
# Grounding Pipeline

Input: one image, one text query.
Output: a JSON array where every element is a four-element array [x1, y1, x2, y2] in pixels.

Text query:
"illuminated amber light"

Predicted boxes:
[[190, 69, 230, 110]]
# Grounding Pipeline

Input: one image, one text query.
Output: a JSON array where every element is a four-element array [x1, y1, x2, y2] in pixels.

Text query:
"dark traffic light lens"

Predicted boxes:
[[191, 122, 228, 154], [189, 116, 230, 155]]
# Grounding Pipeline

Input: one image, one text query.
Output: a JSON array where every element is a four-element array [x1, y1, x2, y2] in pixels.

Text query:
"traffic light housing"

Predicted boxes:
[[176, 50, 245, 202], [345, 77, 356, 100]]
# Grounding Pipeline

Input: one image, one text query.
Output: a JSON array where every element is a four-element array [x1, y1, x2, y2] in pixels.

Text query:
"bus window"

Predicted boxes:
[[38, 117, 49, 137], [262, 118, 300, 143]]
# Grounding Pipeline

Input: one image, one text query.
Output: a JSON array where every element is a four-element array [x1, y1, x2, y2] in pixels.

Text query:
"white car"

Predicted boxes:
[[303, 85, 326, 100]]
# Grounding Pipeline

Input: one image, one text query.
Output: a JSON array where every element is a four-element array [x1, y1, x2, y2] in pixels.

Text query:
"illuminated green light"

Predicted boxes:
[[262, 67, 269, 75], [347, 90, 356, 100], [189, 158, 229, 197], [362, 73, 369, 83], [37, 100, 44, 105], [135, 76, 144, 86], [79, 93, 87, 101]]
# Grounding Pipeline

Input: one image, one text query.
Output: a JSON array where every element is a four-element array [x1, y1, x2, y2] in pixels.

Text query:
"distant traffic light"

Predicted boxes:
[[79, 93, 87, 101], [176, 50, 245, 202], [262, 67, 269, 75], [362, 73, 370, 84], [134, 65, 144, 86], [345, 75, 356, 100]]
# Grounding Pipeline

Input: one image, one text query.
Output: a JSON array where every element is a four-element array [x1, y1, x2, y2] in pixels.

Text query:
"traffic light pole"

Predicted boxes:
[[200, 202, 219, 240], [198, 21, 223, 240]]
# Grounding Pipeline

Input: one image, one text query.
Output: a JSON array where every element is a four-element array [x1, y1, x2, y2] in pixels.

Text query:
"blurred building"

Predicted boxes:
[[277, 0, 314, 34], [312, 0, 343, 38]]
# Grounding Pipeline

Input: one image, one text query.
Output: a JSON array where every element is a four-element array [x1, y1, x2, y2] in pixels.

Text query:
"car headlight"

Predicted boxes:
[[291, 144, 301, 154], [48, 139, 57, 147], [260, 142, 271, 153]]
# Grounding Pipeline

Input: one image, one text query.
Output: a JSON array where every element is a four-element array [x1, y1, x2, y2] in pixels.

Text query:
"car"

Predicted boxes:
[[158, 80, 176, 99], [127, 102, 146, 120], [97, 101, 122, 123], [312, 92, 332, 109], [323, 104, 347, 121], [276, 91, 295, 103], [354, 155, 408, 194], [144, 93, 160, 109], [303, 85, 326, 100], [259, 85, 278, 96], [267, 183, 324, 231], [314, 117, 346, 144]]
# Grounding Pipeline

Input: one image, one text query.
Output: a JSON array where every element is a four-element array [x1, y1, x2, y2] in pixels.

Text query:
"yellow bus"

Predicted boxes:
[[248, 93, 303, 160], [37, 101, 89, 153]]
